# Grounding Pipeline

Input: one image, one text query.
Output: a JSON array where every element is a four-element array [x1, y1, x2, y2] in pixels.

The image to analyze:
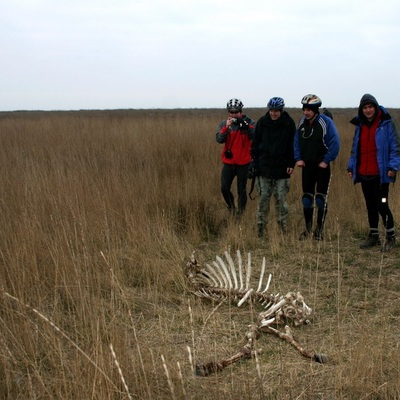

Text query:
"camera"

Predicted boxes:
[[236, 118, 249, 131], [224, 149, 233, 159]]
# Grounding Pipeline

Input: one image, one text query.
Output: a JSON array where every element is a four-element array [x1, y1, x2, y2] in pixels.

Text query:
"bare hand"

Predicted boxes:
[[319, 162, 328, 168], [226, 117, 235, 127], [296, 160, 305, 168]]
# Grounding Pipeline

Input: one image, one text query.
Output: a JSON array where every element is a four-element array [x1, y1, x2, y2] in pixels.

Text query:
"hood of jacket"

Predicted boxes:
[[357, 93, 379, 123]]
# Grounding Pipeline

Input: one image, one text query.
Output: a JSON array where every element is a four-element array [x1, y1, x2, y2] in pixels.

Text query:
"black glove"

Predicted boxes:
[[238, 119, 249, 131], [248, 164, 258, 179]]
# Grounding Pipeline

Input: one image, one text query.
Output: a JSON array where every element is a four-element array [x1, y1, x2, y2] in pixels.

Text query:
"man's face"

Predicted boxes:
[[303, 108, 316, 120], [269, 109, 282, 121], [228, 110, 243, 119], [362, 103, 376, 121]]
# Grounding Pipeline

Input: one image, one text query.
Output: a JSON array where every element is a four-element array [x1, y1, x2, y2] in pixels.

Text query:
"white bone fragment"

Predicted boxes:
[[205, 264, 223, 288], [259, 317, 276, 327], [237, 250, 244, 291], [198, 269, 219, 287], [260, 297, 288, 319], [245, 253, 252, 291], [212, 260, 229, 288], [256, 257, 266, 292], [216, 255, 233, 289], [260, 300, 272, 309], [262, 273, 272, 293], [225, 251, 238, 290], [238, 288, 253, 307]]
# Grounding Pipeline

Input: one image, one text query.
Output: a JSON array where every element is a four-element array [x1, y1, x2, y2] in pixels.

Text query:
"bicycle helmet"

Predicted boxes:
[[227, 98, 243, 112], [301, 94, 322, 107], [267, 97, 285, 110]]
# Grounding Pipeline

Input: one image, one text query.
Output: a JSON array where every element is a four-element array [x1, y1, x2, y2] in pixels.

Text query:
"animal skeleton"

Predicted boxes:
[[185, 250, 327, 376]]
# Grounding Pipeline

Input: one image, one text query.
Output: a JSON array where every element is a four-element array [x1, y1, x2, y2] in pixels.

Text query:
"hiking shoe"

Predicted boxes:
[[278, 223, 288, 235], [381, 236, 396, 252], [313, 228, 324, 241], [359, 236, 381, 249], [299, 231, 311, 241]]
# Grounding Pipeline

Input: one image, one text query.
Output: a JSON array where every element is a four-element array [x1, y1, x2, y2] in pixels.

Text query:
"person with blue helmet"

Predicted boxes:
[[249, 97, 296, 237], [347, 94, 400, 251], [294, 94, 340, 240]]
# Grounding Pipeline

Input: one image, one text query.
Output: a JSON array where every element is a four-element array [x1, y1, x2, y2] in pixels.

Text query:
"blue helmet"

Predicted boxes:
[[267, 97, 285, 110]]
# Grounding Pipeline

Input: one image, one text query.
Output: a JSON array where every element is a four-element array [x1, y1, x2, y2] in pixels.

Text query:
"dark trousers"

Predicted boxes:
[[302, 164, 331, 232], [361, 176, 394, 234], [302, 163, 331, 197], [220, 163, 249, 214]]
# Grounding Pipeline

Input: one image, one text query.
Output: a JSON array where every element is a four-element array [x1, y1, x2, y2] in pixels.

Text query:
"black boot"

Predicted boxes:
[[382, 235, 396, 252], [299, 208, 313, 240], [314, 208, 327, 240], [360, 234, 381, 249]]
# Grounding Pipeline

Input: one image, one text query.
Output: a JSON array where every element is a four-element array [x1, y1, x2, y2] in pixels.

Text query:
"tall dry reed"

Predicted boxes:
[[0, 108, 400, 399]]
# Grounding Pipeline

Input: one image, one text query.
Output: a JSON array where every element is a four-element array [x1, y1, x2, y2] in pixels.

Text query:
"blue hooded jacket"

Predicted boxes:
[[347, 93, 400, 184]]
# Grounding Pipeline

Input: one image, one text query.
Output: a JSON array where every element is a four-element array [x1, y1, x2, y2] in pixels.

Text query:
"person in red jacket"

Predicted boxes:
[[216, 98, 256, 216]]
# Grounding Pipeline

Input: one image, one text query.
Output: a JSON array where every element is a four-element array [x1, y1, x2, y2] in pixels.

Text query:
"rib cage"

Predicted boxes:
[[184, 250, 327, 375], [185, 250, 313, 329]]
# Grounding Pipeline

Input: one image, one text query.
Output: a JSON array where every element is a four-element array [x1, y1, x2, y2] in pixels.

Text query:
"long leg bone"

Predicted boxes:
[[259, 325, 327, 363], [195, 324, 262, 377]]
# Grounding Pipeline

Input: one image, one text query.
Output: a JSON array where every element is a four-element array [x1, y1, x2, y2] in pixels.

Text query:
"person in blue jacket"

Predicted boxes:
[[294, 94, 340, 240], [347, 93, 400, 251]]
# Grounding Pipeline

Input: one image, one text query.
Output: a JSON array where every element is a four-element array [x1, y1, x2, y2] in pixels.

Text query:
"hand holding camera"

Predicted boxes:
[[226, 117, 236, 127], [237, 118, 249, 131]]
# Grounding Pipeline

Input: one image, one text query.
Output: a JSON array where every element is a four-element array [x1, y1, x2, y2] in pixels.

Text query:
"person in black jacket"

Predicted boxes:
[[249, 97, 296, 237]]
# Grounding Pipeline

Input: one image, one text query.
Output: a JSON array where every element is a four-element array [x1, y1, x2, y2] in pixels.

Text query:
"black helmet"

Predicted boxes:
[[227, 98, 243, 112]]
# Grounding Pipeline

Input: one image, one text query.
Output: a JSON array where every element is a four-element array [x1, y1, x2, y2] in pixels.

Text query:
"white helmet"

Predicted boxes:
[[227, 98, 243, 112], [301, 94, 322, 107]]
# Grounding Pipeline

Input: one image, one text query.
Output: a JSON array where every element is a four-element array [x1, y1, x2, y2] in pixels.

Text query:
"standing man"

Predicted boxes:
[[216, 98, 256, 216], [249, 97, 296, 237], [347, 94, 400, 251], [294, 94, 340, 240]]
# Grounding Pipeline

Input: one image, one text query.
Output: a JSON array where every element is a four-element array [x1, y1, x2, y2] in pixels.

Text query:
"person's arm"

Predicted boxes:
[[216, 120, 229, 143], [322, 119, 340, 164], [387, 119, 400, 174], [246, 117, 256, 140]]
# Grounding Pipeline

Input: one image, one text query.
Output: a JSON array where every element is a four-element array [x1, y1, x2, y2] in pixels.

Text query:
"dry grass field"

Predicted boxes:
[[1, 107, 400, 399]]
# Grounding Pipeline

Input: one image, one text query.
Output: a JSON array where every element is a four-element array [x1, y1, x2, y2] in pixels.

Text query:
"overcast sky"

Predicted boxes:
[[2, 0, 400, 111]]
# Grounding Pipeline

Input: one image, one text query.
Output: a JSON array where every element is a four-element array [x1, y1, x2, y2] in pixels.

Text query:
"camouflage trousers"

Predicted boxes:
[[257, 177, 290, 230]]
